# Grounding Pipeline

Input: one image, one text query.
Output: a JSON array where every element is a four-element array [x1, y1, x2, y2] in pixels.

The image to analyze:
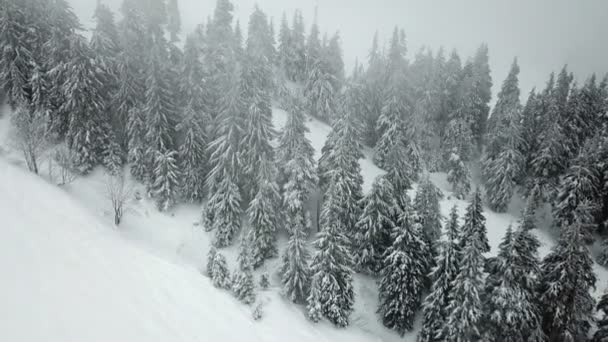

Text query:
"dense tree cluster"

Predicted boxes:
[[3, 0, 608, 337]]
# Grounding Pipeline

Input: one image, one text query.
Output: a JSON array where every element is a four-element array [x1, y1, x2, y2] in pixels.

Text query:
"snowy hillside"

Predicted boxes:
[[1, 106, 607, 341]]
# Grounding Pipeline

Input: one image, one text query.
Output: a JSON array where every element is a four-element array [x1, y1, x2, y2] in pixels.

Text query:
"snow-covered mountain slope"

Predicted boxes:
[[1, 106, 607, 341]]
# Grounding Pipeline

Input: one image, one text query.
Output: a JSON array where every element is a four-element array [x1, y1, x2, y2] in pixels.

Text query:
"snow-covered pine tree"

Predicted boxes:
[[0, 0, 35, 109], [277, 12, 293, 79], [209, 176, 242, 248], [530, 66, 573, 199], [90, 2, 124, 174], [538, 202, 597, 342], [276, 96, 316, 191], [443, 204, 487, 341], [61, 34, 108, 174], [459, 189, 490, 253], [232, 239, 256, 304], [210, 250, 231, 289], [304, 54, 336, 122], [126, 105, 147, 182], [482, 59, 523, 212], [206, 246, 217, 277], [248, 156, 281, 269], [290, 10, 306, 82], [280, 187, 312, 303], [413, 175, 444, 250], [176, 101, 207, 202], [469, 44, 492, 150], [203, 86, 243, 237], [354, 176, 398, 274], [446, 149, 471, 200], [280, 132, 315, 302], [374, 84, 408, 169], [150, 149, 180, 211], [166, 0, 181, 43], [317, 110, 364, 240], [482, 226, 544, 342], [418, 206, 460, 342], [383, 133, 415, 212], [594, 288, 608, 342], [143, 34, 177, 173], [378, 208, 428, 335], [307, 180, 355, 327]]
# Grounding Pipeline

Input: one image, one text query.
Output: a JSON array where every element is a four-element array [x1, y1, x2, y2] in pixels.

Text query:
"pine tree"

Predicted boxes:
[[206, 246, 217, 277], [232, 240, 256, 304], [459, 189, 490, 253], [0, 0, 35, 109], [127, 105, 147, 181], [150, 149, 180, 211], [443, 205, 486, 341], [166, 0, 181, 43], [209, 176, 242, 248], [176, 102, 207, 202], [482, 226, 543, 342], [539, 203, 597, 342], [378, 209, 428, 335], [318, 110, 364, 240], [276, 98, 316, 191], [304, 56, 336, 122], [290, 10, 306, 82], [277, 12, 292, 78], [593, 288, 608, 342], [210, 250, 231, 289], [413, 175, 444, 250], [446, 145, 471, 200], [143, 35, 177, 165], [418, 206, 460, 342], [307, 180, 355, 327], [482, 59, 523, 212], [469, 44, 492, 149], [354, 176, 399, 274], [248, 157, 281, 268], [280, 200, 312, 303], [374, 85, 408, 169], [61, 34, 108, 174]]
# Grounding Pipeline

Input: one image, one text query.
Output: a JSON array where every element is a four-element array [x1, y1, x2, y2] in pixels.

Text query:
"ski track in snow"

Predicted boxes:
[[1, 103, 607, 341]]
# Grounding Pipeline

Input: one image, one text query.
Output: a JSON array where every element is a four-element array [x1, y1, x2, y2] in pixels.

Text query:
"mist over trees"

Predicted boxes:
[[1, 0, 608, 338]]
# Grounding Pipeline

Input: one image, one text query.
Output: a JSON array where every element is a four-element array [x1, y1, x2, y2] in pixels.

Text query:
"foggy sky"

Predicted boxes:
[[71, 0, 607, 103]]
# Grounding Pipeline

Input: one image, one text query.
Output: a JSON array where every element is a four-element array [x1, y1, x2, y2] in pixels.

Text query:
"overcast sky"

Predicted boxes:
[[71, 0, 607, 103]]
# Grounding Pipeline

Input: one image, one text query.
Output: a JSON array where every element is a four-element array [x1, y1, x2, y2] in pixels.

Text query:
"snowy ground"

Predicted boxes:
[[1, 104, 607, 341]]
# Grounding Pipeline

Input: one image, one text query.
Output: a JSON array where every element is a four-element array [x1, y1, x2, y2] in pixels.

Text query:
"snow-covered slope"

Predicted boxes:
[[1, 106, 607, 341]]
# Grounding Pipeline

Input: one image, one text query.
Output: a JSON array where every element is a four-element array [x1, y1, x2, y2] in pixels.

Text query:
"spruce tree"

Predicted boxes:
[[459, 189, 490, 253], [277, 12, 292, 78], [354, 176, 399, 274], [127, 105, 147, 182], [248, 156, 281, 268], [593, 288, 608, 342], [210, 250, 231, 289], [307, 180, 355, 327], [538, 203, 597, 342], [208, 176, 242, 248], [443, 206, 487, 341], [482, 59, 523, 212], [280, 196, 311, 303], [482, 226, 544, 342], [232, 240, 256, 304], [418, 206, 460, 342], [276, 98, 316, 191], [61, 34, 108, 174], [166, 0, 181, 43], [176, 102, 207, 202], [0, 0, 34, 109], [150, 149, 180, 211], [413, 175, 444, 250], [378, 209, 428, 335]]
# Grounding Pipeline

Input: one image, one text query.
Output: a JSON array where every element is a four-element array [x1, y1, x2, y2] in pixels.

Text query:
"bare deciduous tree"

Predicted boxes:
[[10, 108, 49, 174], [49, 143, 77, 186], [105, 171, 133, 226]]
